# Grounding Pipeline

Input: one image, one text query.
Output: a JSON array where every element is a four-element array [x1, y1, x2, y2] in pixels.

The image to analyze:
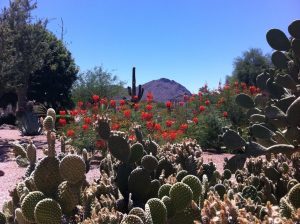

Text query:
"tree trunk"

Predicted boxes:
[[16, 85, 28, 117]]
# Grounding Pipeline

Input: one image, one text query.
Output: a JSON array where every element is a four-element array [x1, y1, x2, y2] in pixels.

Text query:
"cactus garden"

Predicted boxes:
[[1, 0, 300, 223]]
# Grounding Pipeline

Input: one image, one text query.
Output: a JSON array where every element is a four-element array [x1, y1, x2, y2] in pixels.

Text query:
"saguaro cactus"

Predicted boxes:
[[127, 67, 144, 103]]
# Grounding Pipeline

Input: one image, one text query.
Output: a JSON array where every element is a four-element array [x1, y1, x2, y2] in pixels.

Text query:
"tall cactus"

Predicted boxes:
[[127, 67, 144, 103]]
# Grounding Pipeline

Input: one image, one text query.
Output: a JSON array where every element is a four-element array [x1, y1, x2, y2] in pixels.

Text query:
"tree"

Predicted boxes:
[[0, 0, 78, 112], [28, 30, 78, 110], [71, 66, 126, 103], [0, 0, 48, 114], [230, 48, 272, 85]]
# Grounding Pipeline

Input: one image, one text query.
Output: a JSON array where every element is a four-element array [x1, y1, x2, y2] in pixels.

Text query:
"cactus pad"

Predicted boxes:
[[169, 182, 193, 211], [181, 175, 202, 202], [59, 155, 86, 184], [21, 191, 45, 223], [145, 198, 167, 224], [34, 198, 62, 224]]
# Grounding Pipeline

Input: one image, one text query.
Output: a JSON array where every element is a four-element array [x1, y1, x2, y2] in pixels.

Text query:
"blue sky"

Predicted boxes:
[[1, 0, 299, 93]]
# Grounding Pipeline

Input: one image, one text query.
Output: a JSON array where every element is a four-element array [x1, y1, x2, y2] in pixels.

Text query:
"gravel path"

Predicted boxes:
[[0, 127, 233, 209]]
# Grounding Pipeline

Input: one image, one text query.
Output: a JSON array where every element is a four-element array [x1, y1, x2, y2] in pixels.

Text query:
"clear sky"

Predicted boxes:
[[1, 0, 299, 93]]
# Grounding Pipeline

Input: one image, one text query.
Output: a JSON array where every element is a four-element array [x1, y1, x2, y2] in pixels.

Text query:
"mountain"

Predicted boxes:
[[141, 78, 191, 102]]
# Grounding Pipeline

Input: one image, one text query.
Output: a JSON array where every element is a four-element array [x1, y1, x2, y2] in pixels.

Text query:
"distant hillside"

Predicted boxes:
[[141, 78, 191, 102]]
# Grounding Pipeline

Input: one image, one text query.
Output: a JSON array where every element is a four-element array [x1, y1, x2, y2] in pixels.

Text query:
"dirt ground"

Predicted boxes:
[[0, 125, 233, 209]]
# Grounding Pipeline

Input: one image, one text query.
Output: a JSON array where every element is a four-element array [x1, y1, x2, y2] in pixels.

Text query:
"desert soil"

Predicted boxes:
[[0, 125, 233, 209]]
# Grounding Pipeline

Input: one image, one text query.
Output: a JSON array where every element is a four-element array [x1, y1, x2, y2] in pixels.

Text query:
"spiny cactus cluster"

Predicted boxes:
[[1, 108, 90, 224], [221, 20, 300, 171]]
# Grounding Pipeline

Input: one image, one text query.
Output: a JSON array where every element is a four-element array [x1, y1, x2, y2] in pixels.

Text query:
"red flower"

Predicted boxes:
[[166, 101, 172, 108], [77, 101, 84, 108], [198, 91, 203, 97], [183, 94, 189, 102], [145, 104, 153, 111], [205, 100, 210, 106], [100, 98, 107, 105], [141, 112, 153, 121], [154, 123, 161, 131], [111, 123, 120, 130], [169, 131, 177, 141], [59, 118, 67, 126], [59, 110, 66, 116], [129, 135, 136, 141], [193, 117, 198, 124], [189, 96, 195, 102], [123, 109, 131, 118], [241, 82, 247, 90], [96, 139, 106, 148], [82, 124, 89, 131], [146, 121, 155, 131], [223, 111, 228, 118], [249, 86, 256, 95], [110, 100, 116, 108], [199, 105, 205, 112], [120, 99, 126, 106], [179, 101, 185, 106], [67, 129, 75, 137], [165, 120, 173, 127], [84, 117, 92, 124], [179, 123, 188, 132], [133, 95, 139, 100], [70, 110, 78, 116], [133, 103, 139, 110], [147, 92, 153, 102], [80, 109, 87, 115], [224, 84, 230, 90], [92, 94, 100, 102], [234, 81, 239, 87]]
